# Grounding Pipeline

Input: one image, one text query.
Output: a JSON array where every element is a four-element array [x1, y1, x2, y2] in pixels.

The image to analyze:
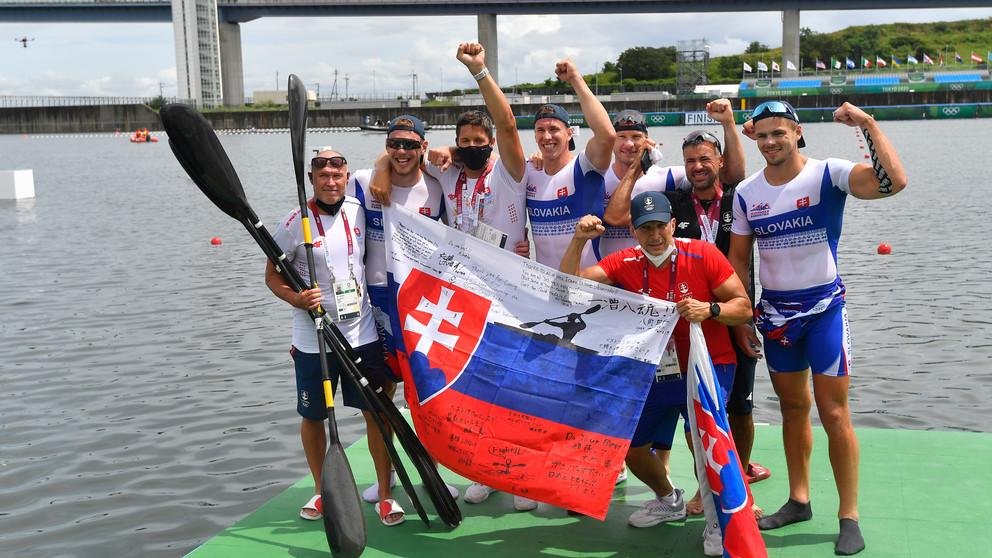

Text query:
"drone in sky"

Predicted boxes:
[[15, 37, 36, 48]]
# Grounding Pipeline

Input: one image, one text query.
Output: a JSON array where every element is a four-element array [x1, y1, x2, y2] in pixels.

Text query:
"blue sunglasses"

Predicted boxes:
[[750, 101, 806, 147]]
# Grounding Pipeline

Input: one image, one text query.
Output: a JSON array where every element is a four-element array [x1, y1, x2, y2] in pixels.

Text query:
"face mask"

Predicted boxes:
[[642, 244, 676, 267], [456, 145, 493, 171]]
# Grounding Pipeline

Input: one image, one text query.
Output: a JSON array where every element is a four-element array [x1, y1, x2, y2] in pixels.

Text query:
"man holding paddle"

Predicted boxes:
[[266, 149, 405, 527]]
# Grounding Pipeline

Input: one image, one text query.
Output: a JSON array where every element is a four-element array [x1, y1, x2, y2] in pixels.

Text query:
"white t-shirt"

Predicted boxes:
[[272, 197, 378, 352], [348, 168, 446, 287], [426, 158, 526, 250], [731, 157, 856, 293], [523, 152, 607, 268]]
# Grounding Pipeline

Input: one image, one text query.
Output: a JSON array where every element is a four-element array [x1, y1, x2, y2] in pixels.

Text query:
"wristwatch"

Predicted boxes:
[[708, 302, 721, 319]]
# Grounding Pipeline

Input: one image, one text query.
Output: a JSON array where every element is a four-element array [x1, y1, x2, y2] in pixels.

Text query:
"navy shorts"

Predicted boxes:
[[292, 340, 391, 420], [634, 363, 734, 448], [727, 336, 758, 416]]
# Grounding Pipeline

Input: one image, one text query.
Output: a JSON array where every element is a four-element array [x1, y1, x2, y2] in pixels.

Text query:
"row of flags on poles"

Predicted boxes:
[[743, 51, 991, 73]]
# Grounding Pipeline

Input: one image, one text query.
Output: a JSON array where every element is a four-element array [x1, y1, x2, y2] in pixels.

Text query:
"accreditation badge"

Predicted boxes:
[[332, 279, 362, 321], [473, 220, 508, 249], [655, 341, 681, 382]]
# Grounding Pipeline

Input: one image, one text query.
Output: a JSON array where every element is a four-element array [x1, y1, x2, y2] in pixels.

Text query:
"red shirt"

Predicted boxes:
[[599, 238, 737, 370]]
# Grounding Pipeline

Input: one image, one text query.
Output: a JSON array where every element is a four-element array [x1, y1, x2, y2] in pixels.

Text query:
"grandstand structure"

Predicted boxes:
[[739, 70, 991, 99]]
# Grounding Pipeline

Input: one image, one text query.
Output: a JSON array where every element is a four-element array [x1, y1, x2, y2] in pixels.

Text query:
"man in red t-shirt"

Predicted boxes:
[[560, 191, 752, 539]]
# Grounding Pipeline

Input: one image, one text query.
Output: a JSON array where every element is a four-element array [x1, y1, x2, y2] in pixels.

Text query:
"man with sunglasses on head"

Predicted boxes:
[[729, 100, 907, 556], [524, 59, 615, 269], [266, 148, 404, 526]]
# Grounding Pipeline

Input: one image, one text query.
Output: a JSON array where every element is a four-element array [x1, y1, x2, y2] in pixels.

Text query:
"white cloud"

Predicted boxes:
[[1, 9, 991, 98]]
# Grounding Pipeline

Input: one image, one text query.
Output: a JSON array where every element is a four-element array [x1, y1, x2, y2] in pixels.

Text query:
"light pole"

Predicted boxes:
[[617, 63, 623, 93]]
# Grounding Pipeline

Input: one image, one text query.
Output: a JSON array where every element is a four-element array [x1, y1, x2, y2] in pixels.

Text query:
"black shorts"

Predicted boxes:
[[292, 340, 391, 420], [727, 336, 757, 416]]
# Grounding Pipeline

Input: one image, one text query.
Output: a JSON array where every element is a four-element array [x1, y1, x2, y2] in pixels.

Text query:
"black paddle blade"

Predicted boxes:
[[160, 104, 250, 221], [288, 74, 309, 193], [322, 410, 367, 558]]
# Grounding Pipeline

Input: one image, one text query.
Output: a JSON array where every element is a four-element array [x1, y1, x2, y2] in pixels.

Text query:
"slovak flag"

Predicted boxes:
[[383, 204, 679, 519], [687, 323, 767, 558]]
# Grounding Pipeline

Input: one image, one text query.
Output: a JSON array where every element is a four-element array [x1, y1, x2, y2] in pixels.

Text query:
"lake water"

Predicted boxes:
[[1, 118, 990, 557]]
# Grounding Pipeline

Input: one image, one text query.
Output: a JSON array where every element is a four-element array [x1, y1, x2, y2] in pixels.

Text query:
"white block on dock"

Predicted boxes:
[[0, 169, 35, 199]]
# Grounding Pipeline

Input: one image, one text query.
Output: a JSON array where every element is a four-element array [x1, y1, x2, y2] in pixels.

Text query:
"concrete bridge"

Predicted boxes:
[[2, 0, 988, 107]]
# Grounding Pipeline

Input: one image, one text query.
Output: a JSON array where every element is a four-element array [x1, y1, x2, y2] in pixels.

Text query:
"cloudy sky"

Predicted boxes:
[[2, 8, 990, 98]]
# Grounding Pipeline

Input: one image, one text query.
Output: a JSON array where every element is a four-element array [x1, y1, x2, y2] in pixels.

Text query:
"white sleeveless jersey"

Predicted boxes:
[[523, 152, 607, 268], [731, 157, 856, 293]]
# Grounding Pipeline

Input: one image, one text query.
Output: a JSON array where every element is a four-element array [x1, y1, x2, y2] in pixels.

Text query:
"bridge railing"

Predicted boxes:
[[0, 95, 176, 107]]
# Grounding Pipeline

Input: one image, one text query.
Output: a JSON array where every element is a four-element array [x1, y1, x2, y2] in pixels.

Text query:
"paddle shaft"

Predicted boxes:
[[520, 304, 602, 329]]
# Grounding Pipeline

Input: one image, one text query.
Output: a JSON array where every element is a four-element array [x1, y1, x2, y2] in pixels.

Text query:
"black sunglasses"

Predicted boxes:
[[311, 156, 347, 169], [682, 131, 722, 153], [386, 138, 422, 151]]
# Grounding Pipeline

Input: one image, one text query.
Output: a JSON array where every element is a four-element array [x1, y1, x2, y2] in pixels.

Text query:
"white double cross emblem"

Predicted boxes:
[[404, 287, 463, 355]]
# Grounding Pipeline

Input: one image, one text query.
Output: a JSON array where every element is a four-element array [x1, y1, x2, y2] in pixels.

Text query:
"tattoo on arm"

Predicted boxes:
[[862, 127, 893, 195]]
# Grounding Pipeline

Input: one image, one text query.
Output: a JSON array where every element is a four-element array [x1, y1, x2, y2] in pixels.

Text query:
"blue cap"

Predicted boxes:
[[533, 104, 576, 151], [630, 191, 673, 228], [387, 114, 426, 139]]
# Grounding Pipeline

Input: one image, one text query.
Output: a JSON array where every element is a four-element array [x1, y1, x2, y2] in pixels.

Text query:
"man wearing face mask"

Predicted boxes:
[[413, 42, 529, 257], [560, 192, 752, 553]]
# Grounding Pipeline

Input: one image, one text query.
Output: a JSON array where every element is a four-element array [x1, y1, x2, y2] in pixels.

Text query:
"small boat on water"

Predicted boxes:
[[130, 128, 158, 143]]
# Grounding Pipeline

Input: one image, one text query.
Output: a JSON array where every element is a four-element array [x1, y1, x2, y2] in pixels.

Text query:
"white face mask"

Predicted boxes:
[[642, 244, 676, 267]]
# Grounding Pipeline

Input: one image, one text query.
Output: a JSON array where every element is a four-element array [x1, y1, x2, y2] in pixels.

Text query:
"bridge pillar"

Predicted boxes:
[[782, 9, 800, 77], [477, 13, 498, 83], [219, 21, 245, 106]]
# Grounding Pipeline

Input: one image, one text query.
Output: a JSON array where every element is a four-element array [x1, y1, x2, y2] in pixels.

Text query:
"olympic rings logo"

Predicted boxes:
[[942, 107, 961, 116], [830, 88, 843, 94], [648, 115, 667, 124]]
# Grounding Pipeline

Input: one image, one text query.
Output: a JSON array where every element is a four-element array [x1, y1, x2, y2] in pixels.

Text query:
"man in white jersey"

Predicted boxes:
[[728, 100, 907, 556], [266, 149, 403, 525], [523, 60, 615, 268], [347, 116, 456, 504]]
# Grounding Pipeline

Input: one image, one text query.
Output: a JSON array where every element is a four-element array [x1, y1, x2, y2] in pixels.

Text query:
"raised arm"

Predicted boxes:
[[706, 98, 746, 184], [603, 142, 651, 226], [555, 59, 615, 170], [560, 214, 610, 283], [369, 151, 393, 206], [457, 42, 526, 182], [833, 102, 908, 200]]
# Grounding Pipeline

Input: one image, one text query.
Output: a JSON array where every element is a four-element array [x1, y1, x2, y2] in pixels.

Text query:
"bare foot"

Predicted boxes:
[[686, 491, 704, 516], [752, 502, 764, 520]]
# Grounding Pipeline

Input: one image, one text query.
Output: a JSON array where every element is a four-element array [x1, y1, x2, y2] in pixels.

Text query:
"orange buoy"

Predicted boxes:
[[210, 237, 222, 246], [877, 243, 891, 255]]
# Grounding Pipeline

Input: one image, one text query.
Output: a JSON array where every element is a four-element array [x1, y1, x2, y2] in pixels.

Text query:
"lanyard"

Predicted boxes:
[[308, 199, 355, 280], [690, 184, 724, 244], [454, 162, 493, 229], [642, 249, 678, 302]]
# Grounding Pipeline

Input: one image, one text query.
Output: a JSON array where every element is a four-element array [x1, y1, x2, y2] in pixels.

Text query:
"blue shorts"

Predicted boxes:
[[763, 303, 851, 376], [633, 363, 735, 448], [292, 340, 391, 420]]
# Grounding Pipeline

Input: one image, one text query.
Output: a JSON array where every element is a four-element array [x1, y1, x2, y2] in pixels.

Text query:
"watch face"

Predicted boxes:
[[710, 302, 721, 317]]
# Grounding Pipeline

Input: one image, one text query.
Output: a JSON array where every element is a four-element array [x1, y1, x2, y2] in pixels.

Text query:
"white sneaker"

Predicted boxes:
[[703, 520, 723, 556], [464, 482, 496, 504], [615, 465, 628, 485], [446, 483, 460, 499], [361, 470, 397, 503], [513, 496, 538, 511], [627, 488, 686, 528]]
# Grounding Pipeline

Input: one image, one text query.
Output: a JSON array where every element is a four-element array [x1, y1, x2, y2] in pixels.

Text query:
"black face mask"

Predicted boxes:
[[455, 145, 493, 171]]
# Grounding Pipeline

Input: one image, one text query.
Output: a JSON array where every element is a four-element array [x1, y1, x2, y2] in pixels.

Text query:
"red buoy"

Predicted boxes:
[[864, 153, 870, 158], [210, 237, 222, 245], [877, 242, 892, 255]]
